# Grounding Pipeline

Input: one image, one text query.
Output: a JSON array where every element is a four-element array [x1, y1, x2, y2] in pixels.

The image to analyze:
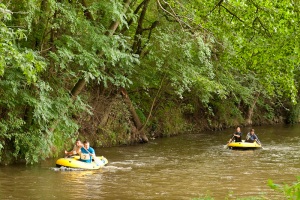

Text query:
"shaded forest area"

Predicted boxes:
[[0, 0, 299, 164]]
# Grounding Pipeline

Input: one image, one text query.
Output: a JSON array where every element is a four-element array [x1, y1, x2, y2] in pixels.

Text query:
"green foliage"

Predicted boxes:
[[286, 103, 300, 124], [208, 100, 244, 128], [1, 0, 300, 164], [0, 3, 83, 164], [47, 1, 138, 88], [135, 108, 147, 124], [139, 28, 218, 99], [209, 0, 299, 103], [268, 177, 300, 199], [96, 98, 132, 146], [156, 103, 187, 137]]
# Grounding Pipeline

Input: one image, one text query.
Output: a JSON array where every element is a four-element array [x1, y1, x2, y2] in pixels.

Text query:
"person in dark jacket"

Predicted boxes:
[[228, 126, 242, 143]]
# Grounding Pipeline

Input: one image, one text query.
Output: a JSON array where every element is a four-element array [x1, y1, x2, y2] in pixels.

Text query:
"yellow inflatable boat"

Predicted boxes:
[[56, 156, 108, 170], [227, 141, 262, 150]]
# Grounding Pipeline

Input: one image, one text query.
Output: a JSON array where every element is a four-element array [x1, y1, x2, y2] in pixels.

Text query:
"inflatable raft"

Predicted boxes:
[[56, 156, 108, 170], [227, 141, 262, 150]]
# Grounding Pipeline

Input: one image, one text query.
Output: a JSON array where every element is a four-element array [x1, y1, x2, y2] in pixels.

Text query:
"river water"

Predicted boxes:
[[0, 124, 299, 200]]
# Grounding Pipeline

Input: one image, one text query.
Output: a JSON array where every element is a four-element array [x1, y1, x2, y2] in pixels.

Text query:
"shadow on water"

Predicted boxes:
[[0, 124, 299, 199]]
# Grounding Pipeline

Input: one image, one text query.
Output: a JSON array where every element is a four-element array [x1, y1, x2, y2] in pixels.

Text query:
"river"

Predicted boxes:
[[0, 124, 299, 199]]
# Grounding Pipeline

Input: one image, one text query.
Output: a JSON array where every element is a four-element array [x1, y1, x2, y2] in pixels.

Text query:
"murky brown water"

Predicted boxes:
[[0, 124, 299, 199]]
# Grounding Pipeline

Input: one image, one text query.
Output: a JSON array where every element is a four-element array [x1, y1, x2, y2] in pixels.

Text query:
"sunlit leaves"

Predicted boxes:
[[0, 3, 79, 164], [200, 0, 300, 103], [1, 0, 300, 164], [0, 6, 45, 83], [133, 24, 222, 103]]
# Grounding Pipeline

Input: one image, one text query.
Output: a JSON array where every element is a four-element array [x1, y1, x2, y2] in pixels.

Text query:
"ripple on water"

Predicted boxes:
[[104, 165, 132, 172], [1, 125, 299, 200]]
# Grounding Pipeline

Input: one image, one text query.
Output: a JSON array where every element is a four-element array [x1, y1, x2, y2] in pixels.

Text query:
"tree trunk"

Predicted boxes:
[[70, 78, 86, 100], [246, 93, 260, 125], [120, 88, 149, 142], [81, 0, 94, 21], [132, 0, 150, 54]]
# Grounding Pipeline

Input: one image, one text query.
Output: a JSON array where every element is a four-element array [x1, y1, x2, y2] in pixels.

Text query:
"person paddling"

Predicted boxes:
[[228, 126, 242, 143], [245, 128, 260, 144], [79, 141, 96, 163]]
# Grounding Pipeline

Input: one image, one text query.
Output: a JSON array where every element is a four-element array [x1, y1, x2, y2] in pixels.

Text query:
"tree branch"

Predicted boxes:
[[220, 5, 244, 23]]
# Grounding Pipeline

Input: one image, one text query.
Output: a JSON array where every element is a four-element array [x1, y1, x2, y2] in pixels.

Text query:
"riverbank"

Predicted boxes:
[[76, 94, 299, 148]]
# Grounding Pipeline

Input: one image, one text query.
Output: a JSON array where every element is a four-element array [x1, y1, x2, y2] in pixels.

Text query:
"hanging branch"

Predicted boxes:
[[156, 0, 192, 30], [220, 5, 244, 23], [207, 0, 224, 16], [120, 0, 147, 34], [139, 73, 166, 133]]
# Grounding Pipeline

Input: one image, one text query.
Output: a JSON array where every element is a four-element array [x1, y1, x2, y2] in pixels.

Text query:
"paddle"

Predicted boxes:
[[223, 135, 235, 149], [249, 133, 263, 149], [250, 133, 261, 145], [255, 136, 262, 146], [255, 139, 261, 145], [81, 146, 102, 166]]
